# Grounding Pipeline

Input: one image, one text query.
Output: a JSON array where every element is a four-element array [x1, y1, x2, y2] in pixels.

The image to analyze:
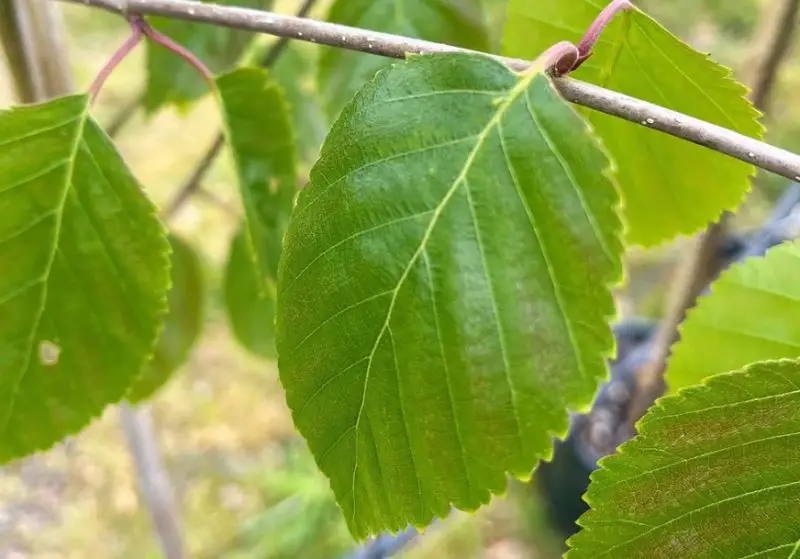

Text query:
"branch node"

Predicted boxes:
[[536, 41, 580, 77]]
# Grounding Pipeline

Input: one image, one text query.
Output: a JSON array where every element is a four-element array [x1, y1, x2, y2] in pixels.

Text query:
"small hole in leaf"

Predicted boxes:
[[38, 340, 61, 367]]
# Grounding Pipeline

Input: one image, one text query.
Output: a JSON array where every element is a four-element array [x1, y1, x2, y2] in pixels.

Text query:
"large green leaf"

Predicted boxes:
[[0, 96, 170, 462], [666, 240, 800, 393], [128, 234, 205, 402], [318, 0, 491, 120], [272, 43, 329, 169], [276, 53, 623, 538], [143, 0, 273, 113], [216, 67, 296, 292], [224, 226, 278, 359], [569, 359, 800, 558], [503, 0, 763, 246]]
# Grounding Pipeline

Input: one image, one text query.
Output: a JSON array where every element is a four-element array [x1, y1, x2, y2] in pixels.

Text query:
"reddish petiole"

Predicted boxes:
[[88, 14, 214, 104]]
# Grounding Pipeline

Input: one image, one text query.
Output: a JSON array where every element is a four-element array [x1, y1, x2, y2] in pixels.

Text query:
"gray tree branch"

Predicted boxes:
[[57, 0, 800, 182], [120, 404, 187, 559]]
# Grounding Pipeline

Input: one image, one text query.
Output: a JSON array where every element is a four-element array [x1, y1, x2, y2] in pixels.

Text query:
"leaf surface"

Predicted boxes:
[[0, 96, 170, 461], [318, 0, 490, 119], [569, 359, 800, 558], [277, 53, 623, 538], [216, 67, 296, 292], [224, 226, 278, 358], [503, 0, 763, 245], [144, 0, 273, 112], [128, 234, 205, 402], [666, 240, 800, 393]]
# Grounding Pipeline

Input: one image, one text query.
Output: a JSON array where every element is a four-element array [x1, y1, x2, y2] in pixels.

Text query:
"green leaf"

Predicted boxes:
[[318, 0, 491, 120], [128, 234, 205, 402], [272, 43, 329, 168], [217, 67, 297, 359], [143, 0, 273, 113], [503, 0, 763, 246], [569, 359, 800, 558], [666, 240, 800, 393], [276, 53, 623, 538], [0, 96, 170, 462], [216, 67, 297, 292], [224, 225, 278, 359]]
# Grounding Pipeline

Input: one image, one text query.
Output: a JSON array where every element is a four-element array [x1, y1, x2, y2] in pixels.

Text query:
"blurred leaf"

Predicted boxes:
[[216, 67, 296, 290], [272, 43, 329, 168], [666, 240, 800, 393], [128, 234, 205, 402], [503, 0, 763, 246], [143, 0, 273, 113], [277, 53, 623, 538], [318, 0, 491, 119], [569, 359, 800, 558], [0, 96, 169, 462], [224, 226, 278, 359], [480, 0, 509, 50], [216, 67, 296, 359]]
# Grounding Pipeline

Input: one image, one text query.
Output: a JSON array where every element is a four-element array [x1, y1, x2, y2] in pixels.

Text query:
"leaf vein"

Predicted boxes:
[[630, 17, 740, 130], [283, 209, 436, 295], [0, 276, 46, 308], [595, 429, 800, 495], [0, 113, 83, 150], [387, 326, 425, 521], [286, 289, 394, 357], [296, 356, 370, 418], [298, 134, 480, 223], [348, 71, 540, 527], [0, 211, 58, 248], [0, 157, 70, 196], [496, 111, 588, 387], [593, 480, 800, 558], [421, 248, 475, 496], [523, 89, 614, 264], [462, 176, 525, 455]]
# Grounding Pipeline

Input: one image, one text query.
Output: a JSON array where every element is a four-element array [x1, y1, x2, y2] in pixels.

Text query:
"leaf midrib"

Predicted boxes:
[[0, 100, 90, 436], [348, 69, 540, 525]]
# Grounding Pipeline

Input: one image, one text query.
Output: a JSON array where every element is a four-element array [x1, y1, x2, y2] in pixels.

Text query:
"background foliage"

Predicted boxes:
[[0, 0, 798, 556]]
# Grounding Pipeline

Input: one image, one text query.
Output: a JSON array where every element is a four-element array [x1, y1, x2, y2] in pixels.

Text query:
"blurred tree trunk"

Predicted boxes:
[[0, 4, 187, 558], [625, 0, 800, 435], [121, 404, 188, 559], [742, 0, 800, 112], [0, 0, 73, 99], [0, 0, 42, 101]]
